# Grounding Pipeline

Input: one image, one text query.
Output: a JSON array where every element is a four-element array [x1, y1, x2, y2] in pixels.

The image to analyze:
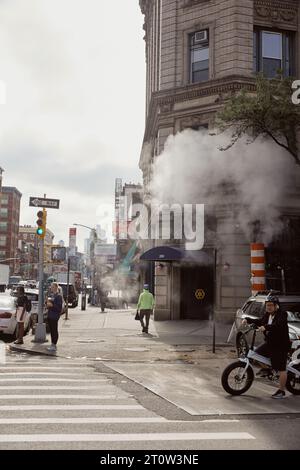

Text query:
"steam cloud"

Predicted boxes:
[[150, 129, 294, 245]]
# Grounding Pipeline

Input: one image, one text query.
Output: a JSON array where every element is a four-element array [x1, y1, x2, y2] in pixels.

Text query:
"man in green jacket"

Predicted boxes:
[[137, 284, 155, 334]]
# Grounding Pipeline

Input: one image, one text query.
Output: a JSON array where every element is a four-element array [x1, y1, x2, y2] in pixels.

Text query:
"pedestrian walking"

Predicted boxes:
[[46, 282, 63, 352], [14, 286, 31, 345], [137, 284, 155, 334]]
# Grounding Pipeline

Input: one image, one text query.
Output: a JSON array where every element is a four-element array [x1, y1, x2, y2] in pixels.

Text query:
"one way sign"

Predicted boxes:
[[29, 197, 60, 209]]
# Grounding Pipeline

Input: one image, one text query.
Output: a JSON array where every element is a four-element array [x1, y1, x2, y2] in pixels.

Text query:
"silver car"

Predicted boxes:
[[235, 293, 300, 356]]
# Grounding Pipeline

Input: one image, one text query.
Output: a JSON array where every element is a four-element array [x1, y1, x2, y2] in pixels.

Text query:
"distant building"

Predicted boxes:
[[0, 186, 22, 274], [114, 178, 143, 244], [19, 226, 55, 276]]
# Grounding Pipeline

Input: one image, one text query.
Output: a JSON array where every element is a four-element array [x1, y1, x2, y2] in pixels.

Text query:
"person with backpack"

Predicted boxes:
[[14, 285, 31, 345], [46, 282, 63, 352]]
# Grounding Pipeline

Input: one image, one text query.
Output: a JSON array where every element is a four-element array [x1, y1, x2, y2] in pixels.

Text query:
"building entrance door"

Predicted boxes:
[[180, 265, 214, 320]]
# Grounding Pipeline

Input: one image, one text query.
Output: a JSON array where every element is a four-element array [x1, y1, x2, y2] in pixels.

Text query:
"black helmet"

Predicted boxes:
[[265, 294, 279, 305]]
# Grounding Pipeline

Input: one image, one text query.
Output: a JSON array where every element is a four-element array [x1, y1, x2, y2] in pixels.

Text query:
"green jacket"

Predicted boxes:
[[137, 289, 155, 310]]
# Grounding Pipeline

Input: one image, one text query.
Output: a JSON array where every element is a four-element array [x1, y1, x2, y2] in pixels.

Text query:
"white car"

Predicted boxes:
[[0, 294, 31, 338]]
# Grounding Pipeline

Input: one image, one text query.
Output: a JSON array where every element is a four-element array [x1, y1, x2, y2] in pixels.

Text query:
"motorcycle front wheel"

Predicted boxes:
[[221, 361, 254, 395], [286, 370, 300, 395]]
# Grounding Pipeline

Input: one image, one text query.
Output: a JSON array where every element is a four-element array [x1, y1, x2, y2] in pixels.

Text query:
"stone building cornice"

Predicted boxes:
[[254, 0, 298, 26], [143, 76, 256, 143]]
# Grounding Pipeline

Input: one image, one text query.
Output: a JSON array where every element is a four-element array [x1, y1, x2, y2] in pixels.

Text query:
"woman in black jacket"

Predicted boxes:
[[242, 295, 290, 399]]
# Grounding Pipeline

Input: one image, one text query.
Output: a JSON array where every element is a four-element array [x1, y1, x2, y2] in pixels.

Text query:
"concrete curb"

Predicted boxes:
[[9, 343, 61, 357]]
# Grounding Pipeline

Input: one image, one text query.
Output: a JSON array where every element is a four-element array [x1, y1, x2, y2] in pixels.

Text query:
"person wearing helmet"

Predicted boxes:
[[242, 294, 290, 399]]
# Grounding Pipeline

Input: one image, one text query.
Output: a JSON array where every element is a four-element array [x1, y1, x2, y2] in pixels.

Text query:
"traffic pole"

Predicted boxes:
[[65, 257, 70, 320], [34, 236, 46, 342]]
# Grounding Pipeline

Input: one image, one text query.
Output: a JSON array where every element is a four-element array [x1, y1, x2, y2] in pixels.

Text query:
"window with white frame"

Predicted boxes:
[[0, 235, 6, 246], [190, 30, 209, 83]]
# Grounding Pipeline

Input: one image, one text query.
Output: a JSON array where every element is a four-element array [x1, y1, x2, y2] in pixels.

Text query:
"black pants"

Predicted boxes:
[[139, 309, 151, 331], [48, 318, 59, 345]]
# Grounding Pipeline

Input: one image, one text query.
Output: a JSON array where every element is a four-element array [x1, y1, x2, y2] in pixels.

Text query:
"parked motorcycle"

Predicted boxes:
[[221, 324, 300, 396]]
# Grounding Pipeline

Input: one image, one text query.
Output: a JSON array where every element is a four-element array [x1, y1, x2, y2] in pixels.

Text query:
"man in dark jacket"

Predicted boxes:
[[242, 294, 290, 399], [46, 282, 62, 352]]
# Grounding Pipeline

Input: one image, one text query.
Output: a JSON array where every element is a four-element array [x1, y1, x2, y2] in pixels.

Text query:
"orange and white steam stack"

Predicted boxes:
[[250, 243, 266, 295]]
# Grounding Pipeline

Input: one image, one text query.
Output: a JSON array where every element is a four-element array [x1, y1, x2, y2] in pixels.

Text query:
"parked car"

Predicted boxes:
[[0, 294, 31, 339], [235, 291, 300, 356], [7, 275, 22, 290], [57, 283, 78, 308], [10, 288, 49, 333]]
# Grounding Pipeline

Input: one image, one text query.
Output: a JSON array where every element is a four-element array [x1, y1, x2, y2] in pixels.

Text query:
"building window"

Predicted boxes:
[[190, 30, 209, 84], [0, 208, 8, 217], [0, 235, 6, 246], [0, 195, 9, 205], [0, 250, 6, 258], [254, 29, 294, 78], [0, 222, 7, 231]]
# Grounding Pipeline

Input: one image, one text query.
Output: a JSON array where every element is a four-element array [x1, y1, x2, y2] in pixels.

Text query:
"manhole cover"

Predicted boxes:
[[123, 347, 150, 352]]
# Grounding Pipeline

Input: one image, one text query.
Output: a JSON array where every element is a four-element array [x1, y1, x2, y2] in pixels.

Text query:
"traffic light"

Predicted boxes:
[[36, 209, 47, 239]]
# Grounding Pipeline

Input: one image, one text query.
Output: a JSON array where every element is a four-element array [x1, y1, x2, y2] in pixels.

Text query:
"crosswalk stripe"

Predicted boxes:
[[0, 378, 108, 382], [0, 417, 166, 424], [0, 367, 96, 371], [0, 395, 128, 399], [0, 432, 255, 442], [0, 405, 144, 410], [0, 386, 117, 390], [0, 372, 92, 376]]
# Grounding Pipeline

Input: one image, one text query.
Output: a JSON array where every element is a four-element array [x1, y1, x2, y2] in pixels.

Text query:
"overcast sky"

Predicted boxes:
[[0, 0, 146, 251]]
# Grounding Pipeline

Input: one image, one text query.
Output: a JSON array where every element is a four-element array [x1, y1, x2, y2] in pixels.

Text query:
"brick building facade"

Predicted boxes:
[[139, 0, 300, 322], [18, 226, 55, 277], [0, 186, 22, 274]]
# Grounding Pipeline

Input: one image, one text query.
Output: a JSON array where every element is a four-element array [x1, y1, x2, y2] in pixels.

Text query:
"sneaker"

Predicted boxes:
[[14, 339, 24, 345], [47, 345, 57, 352], [272, 389, 286, 399]]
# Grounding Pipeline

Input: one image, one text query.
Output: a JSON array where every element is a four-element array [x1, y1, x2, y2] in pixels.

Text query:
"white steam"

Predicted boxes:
[[150, 129, 294, 244]]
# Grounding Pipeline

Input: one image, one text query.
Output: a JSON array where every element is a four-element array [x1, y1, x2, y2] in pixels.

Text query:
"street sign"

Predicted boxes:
[[51, 246, 66, 262], [29, 197, 60, 209]]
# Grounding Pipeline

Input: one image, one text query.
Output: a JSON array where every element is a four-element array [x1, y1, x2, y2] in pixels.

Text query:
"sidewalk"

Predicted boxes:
[[9, 305, 233, 361]]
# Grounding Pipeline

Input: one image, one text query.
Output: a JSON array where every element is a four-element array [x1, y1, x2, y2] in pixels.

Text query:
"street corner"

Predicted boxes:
[[8, 337, 54, 357]]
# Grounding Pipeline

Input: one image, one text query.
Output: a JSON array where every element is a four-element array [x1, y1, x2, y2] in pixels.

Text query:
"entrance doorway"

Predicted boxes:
[[180, 265, 214, 320]]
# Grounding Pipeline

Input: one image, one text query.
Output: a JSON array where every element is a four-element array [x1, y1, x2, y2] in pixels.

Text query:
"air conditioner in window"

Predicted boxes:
[[194, 31, 208, 43]]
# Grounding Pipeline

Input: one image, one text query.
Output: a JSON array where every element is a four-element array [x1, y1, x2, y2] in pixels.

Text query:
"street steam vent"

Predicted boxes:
[[151, 129, 294, 245]]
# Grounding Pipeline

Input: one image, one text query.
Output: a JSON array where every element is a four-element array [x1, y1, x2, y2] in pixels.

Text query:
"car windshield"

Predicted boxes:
[[282, 303, 300, 322], [0, 296, 16, 310]]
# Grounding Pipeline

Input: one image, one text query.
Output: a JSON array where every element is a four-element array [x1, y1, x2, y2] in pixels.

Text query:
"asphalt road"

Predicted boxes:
[[0, 349, 299, 451]]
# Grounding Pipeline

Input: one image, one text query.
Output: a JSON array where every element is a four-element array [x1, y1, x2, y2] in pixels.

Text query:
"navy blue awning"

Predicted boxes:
[[140, 246, 214, 265], [140, 246, 182, 262]]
